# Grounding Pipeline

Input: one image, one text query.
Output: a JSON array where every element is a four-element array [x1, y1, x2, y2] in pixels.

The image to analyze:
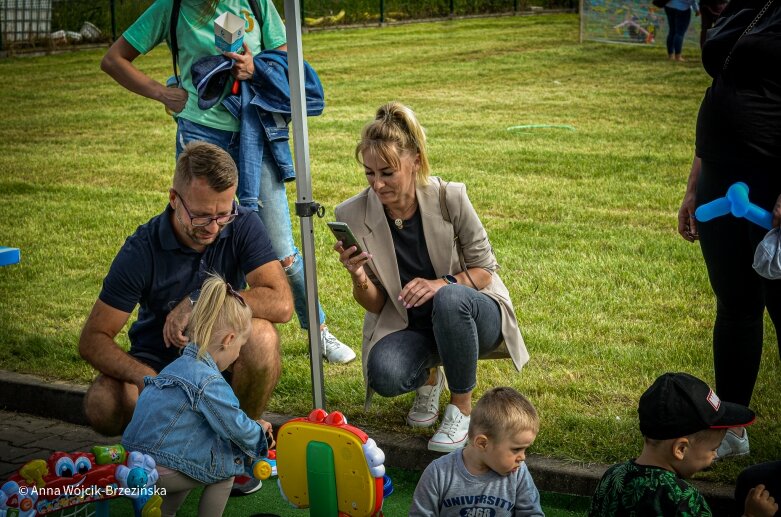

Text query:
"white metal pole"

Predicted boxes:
[[284, 0, 326, 410]]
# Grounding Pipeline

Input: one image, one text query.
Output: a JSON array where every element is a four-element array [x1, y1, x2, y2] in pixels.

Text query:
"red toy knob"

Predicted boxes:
[[324, 411, 346, 426], [308, 408, 327, 422]]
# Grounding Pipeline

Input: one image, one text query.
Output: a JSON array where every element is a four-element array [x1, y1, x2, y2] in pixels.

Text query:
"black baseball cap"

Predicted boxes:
[[638, 372, 755, 440]]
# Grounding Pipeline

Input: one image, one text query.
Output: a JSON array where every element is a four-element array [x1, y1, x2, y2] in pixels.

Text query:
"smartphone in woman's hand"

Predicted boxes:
[[327, 222, 363, 258]]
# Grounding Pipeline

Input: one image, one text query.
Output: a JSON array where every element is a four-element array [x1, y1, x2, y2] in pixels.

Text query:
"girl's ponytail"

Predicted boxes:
[[188, 274, 251, 357]]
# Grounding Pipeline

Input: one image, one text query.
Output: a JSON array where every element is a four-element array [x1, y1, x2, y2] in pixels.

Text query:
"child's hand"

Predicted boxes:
[[744, 484, 778, 517], [163, 298, 192, 348], [257, 419, 275, 449]]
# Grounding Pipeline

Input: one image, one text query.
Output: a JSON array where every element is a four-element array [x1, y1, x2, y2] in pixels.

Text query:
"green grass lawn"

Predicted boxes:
[[0, 13, 779, 485], [103, 467, 591, 516]]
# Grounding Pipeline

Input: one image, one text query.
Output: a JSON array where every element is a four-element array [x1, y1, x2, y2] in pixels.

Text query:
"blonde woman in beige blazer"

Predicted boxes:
[[333, 102, 530, 453]]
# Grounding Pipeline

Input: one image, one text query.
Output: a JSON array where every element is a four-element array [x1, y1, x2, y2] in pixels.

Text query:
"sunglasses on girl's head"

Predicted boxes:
[[226, 283, 246, 307]]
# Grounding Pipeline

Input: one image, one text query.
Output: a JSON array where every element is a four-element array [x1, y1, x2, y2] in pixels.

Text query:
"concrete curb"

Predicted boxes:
[[0, 370, 736, 514]]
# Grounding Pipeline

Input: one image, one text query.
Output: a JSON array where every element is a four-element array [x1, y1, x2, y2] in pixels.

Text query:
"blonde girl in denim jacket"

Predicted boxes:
[[122, 274, 268, 516]]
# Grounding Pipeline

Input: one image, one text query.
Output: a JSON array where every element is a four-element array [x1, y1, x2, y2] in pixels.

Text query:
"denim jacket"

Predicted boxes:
[[191, 50, 325, 211], [121, 343, 266, 484]]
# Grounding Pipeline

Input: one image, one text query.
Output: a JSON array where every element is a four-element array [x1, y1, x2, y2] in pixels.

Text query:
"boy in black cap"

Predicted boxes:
[[588, 372, 777, 516]]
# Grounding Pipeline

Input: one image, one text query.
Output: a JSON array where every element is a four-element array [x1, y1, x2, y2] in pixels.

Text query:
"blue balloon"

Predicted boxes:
[[694, 182, 772, 230]]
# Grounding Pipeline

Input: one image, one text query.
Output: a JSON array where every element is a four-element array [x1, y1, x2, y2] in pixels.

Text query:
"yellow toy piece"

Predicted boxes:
[[253, 459, 273, 480], [141, 494, 163, 517], [276, 409, 384, 517], [19, 459, 48, 488]]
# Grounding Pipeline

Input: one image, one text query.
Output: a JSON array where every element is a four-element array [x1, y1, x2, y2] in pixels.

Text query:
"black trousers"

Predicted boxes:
[[696, 159, 781, 407]]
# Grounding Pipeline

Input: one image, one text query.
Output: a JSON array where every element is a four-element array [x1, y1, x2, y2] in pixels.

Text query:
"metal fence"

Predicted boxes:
[[1, 0, 576, 52], [0, 0, 127, 52]]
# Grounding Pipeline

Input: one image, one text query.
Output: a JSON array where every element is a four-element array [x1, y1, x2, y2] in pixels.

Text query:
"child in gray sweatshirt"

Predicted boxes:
[[410, 387, 544, 516]]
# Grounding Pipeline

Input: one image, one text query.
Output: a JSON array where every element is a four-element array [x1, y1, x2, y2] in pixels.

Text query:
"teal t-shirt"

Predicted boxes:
[[123, 0, 287, 132]]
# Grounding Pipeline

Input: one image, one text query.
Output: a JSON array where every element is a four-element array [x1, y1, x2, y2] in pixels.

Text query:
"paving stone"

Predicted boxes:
[[0, 440, 40, 462], [0, 461, 20, 479], [22, 435, 106, 453]]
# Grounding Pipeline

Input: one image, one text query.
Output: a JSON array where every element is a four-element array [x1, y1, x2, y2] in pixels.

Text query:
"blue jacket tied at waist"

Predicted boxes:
[[191, 50, 325, 210]]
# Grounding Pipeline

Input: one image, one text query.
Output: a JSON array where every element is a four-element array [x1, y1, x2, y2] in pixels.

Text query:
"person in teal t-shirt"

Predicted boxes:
[[101, 0, 357, 367], [103, 0, 285, 130]]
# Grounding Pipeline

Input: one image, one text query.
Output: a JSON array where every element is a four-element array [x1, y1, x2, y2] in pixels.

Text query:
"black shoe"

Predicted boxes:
[[230, 475, 262, 497]]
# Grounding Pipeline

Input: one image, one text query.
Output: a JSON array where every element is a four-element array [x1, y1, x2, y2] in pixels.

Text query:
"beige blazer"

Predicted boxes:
[[335, 178, 530, 401]]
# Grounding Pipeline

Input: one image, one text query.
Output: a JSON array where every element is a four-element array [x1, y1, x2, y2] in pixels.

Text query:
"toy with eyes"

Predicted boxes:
[[3, 447, 160, 517], [50, 452, 94, 478], [4, 450, 118, 516]]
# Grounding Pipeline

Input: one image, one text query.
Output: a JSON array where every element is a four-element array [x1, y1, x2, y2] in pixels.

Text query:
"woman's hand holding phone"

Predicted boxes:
[[331, 228, 384, 312], [328, 222, 371, 277], [334, 240, 371, 277]]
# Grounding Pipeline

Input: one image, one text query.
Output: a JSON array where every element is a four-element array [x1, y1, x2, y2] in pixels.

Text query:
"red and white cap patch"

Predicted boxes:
[[707, 389, 721, 411]]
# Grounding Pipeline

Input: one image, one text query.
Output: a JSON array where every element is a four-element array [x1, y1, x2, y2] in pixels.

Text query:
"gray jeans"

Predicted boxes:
[[367, 284, 502, 396]]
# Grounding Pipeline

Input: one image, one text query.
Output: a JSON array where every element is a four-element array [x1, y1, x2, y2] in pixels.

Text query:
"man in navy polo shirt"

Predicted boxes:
[[79, 141, 293, 436]]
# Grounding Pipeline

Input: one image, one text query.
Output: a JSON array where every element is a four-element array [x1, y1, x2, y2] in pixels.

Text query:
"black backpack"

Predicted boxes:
[[169, 0, 264, 84]]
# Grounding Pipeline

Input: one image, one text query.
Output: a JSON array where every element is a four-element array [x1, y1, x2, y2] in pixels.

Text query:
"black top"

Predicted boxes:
[[696, 0, 781, 167], [99, 205, 276, 367], [387, 208, 436, 330]]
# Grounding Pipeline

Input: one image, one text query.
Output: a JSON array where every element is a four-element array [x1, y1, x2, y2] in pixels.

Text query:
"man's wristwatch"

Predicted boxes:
[[189, 289, 201, 307], [442, 274, 458, 285]]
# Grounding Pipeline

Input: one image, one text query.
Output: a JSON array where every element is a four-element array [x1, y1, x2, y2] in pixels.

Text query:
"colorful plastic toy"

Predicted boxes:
[[0, 247, 20, 267], [252, 449, 278, 481], [695, 182, 773, 230], [91, 444, 127, 466], [115, 451, 161, 516], [275, 409, 388, 517], [0, 446, 161, 517]]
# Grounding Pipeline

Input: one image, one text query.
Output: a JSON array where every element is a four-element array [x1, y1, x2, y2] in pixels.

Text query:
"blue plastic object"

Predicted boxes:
[[0, 247, 20, 266], [126, 467, 149, 488], [383, 474, 394, 498], [695, 182, 773, 230]]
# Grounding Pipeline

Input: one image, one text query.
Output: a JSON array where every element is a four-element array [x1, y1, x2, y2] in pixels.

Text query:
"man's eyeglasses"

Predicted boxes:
[[174, 190, 238, 227]]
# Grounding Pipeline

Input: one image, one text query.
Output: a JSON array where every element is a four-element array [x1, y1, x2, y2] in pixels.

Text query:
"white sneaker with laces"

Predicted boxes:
[[428, 404, 470, 453], [320, 326, 356, 364], [716, 429, 749, 460], [406, 367, 445, 428]]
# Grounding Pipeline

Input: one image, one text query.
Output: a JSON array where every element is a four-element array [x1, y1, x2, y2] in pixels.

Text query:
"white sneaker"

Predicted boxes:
[[716, 429, 749, 460], [406, 367, 445, 428], [428, 404, 470, 453], [320, 326, 356, 364]]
